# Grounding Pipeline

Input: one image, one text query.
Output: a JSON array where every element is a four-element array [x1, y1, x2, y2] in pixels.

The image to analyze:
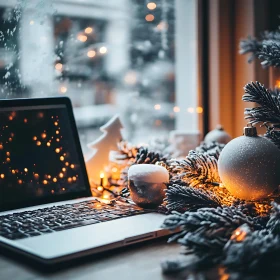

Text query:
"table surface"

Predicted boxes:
[[0, 238, 221, 280]]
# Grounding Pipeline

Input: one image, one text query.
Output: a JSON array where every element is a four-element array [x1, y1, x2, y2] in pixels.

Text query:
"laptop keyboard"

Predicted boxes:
[[0, 199, 150, 240]]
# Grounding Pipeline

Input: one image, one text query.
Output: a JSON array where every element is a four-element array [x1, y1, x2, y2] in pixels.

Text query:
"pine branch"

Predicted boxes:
[[195, 141, 225, 160], [264, 129, 280, 149], [258, 40, 280, 67], [162, 207, 260, 267], [224, 228, 280, 274], [135, 146, 167, 164], [169, 151, 221, 188], [239, 36, 262, 63], [266, 202, 280, 234], [164, 184, 221, 212], [243, 81, 280, 128]]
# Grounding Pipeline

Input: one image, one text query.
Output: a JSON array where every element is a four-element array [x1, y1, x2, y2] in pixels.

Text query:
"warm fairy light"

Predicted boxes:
[[62, 167, 66, 172], [18, 179, 23, 184], [154, 104, 161, 110], [59, 173, 64, 178], [87, 50, 96, 58], [276, 80, 280, 88], [62, 188, 66, 191], [156, 21, 168, 31], [55, 63, 63, 71], [60, 156, 65, 161], [85, 27, 93, 34], [112, 167, 118, 173], [0, 174, 4, 179], [77, 34, 87, 42], [24, 168, 28, 172], [65, 162, 69, 166], [36, 141, 41, 146], [12, 170, 15, 174], [54, 122, 58, 126], [60, 86, 67, 94], [173, 106, 180, 113], [56, 138, 60, 142], [6, 158, 10, 162], [30, 20, 34, 25], [231, 227, 247, 242], [34, 173, 39, 179], [100, 172, 105, 179], [103, 194, 110, 199], [53, 178, 57, 182], [145, 14, 154, 22], [68, 177, 72, 183], [0, 144, 3, 150], [97, 186, 104, 191], [33, 136, 37, 141], [147, 2, 157, 10], [55, 148, 60, 153], [196, 107, 203, 113], [70, 164, 75, 169], [56, 130, 60, 134], [187, 107, 194, 113], [9, 116, 13, 121], [41, 133, 47, 139], [72, 176, 77, 181], [99, 46, 107, 54], [51, 190, 55, 194], [155, 119, 162, 126], [43, 180, 48, 185], [47, 175, 51, 179], [24, 118, 28, 123], [47, 142, 51, 147], [8, 138, 12, 142], [6, 152, 10, 156], [38, 112, 44, 118]]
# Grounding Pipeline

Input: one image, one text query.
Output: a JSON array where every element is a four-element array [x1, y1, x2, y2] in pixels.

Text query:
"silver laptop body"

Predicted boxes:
[[0, 97, 169, 265]]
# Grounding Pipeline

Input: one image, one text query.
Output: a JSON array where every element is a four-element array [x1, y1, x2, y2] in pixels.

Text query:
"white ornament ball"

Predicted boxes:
[[204, 125, 231, 144], [218, 127, 280, 200]]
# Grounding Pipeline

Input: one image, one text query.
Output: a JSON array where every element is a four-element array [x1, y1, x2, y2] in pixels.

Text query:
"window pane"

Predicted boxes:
[[0, 0, 199, 154]]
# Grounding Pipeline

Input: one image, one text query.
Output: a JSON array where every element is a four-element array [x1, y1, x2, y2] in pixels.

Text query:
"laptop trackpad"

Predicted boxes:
[[16, 213, 167, 260]]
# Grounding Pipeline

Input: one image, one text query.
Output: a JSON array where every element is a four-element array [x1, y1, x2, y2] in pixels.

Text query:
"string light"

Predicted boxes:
[[147, 2, 157, 10], [53, 178, 57, 182], [87, 50, 96, 58], [24, 168, 28, 172], [173, 106, 180, 113], [55, 63, 63, 71], [60, 156, 64, 161], [85, 27, 93, 34], [55, 148, 60, 153], [196, 107, 203, 113], [154, 104, 161, 110], [77, 34, 87, 42], [60, 86, 67, 94], [29, 20, 34, 25], [0, 174, 4, 179], [145, 14, 155, 22], [187, 107, 194, 113], [99, 46, 107, 54]]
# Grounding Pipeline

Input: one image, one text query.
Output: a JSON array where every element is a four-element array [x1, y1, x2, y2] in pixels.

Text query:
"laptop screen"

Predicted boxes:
[[0, 102, 89, 210]]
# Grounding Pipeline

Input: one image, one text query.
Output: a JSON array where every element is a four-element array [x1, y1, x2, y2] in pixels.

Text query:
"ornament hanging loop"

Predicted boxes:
[[243, 126, 257, 136]]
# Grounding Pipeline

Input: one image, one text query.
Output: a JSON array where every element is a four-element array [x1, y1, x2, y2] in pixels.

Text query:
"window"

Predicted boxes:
[[0, 0, 201, 154]]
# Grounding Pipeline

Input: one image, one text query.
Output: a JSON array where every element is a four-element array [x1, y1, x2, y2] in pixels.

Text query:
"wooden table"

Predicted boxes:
[[0, 238, 220, 280]]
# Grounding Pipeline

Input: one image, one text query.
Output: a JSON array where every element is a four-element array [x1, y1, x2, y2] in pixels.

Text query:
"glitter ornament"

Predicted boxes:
[[218, 126, 280, 200], [204, 125, 231, 144]]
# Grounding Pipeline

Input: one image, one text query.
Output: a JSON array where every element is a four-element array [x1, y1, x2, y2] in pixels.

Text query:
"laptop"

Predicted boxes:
[[0, 97, 170, 265]]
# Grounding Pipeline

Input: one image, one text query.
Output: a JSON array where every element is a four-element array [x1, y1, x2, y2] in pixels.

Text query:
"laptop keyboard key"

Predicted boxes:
[[0, 200, 150, 240]]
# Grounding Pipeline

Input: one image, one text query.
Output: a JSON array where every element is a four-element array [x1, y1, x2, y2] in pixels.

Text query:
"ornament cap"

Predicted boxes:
[[243, 126, 257, 137], [216, 124, 224, 131]]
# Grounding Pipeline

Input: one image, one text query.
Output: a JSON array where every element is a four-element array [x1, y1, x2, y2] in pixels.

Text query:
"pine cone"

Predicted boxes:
[[115, 141, 139, 160], [135, 147, 167, 164]]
